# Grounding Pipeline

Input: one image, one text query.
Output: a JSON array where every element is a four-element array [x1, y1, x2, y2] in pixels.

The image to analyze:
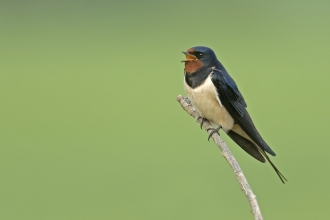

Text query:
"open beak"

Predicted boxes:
[[181, 52, 198, 62]]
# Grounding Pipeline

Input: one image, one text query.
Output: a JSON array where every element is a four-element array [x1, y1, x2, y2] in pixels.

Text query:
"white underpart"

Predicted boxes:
[[184, 74, 235, 132]]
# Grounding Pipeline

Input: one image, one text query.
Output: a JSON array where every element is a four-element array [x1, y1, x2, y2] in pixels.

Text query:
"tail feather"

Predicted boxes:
[[227, 130, 265, 163], [260, 150, 287, 184], [227, 129, 287, 183]]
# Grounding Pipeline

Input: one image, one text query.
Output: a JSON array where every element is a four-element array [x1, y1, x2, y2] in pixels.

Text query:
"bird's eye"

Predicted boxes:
[[199, 53, 204, 57]]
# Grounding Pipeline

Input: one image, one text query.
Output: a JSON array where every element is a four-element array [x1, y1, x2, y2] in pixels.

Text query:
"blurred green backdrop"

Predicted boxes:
[[1, 0, 330, 219]]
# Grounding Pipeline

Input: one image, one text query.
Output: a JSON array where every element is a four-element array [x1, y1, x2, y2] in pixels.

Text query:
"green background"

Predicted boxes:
[[1, 0, 330, 219]]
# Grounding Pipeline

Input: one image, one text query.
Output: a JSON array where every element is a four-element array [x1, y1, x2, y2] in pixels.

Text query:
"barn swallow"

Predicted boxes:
[[182, 46, 286, 183]]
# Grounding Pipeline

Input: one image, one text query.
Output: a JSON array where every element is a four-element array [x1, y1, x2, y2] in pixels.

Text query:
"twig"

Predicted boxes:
[[177, 95, 263, 220]]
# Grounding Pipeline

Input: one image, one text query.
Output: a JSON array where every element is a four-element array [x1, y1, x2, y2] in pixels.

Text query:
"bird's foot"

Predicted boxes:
[[206, 125, 222, 141], [197, 116, 208, 129]]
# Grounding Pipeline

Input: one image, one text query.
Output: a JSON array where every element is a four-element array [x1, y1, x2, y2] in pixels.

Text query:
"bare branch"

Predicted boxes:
[[177, 95, 263, 220]]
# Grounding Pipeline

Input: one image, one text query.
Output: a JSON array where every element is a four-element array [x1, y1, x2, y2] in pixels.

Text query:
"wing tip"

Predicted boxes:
[[265, 147, 276, 157]]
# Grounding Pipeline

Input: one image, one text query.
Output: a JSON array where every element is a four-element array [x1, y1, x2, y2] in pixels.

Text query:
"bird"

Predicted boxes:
[[182, 46, 287, 183]]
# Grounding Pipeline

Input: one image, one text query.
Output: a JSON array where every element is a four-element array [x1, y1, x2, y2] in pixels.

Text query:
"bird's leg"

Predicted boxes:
[[197, 116, 208, 129], [207, 125, 222, 141]]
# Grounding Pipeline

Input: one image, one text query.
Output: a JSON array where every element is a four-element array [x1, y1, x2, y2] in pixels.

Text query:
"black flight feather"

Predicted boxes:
[[211, 68, 275, 156]]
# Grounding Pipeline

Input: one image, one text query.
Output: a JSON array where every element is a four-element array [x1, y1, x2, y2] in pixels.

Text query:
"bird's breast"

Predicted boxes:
[[184, 75, 234, 132]]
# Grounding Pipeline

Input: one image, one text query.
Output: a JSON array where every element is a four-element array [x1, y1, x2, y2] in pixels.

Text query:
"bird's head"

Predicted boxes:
[[182, 46, 217, 73]]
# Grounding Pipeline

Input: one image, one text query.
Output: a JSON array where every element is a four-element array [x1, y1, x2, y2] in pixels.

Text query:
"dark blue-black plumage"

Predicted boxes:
[[211, 68, 275, 156]]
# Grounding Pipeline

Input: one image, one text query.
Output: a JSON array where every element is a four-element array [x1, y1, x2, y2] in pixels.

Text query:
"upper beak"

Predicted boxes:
[[181, 51, 198, 62]]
